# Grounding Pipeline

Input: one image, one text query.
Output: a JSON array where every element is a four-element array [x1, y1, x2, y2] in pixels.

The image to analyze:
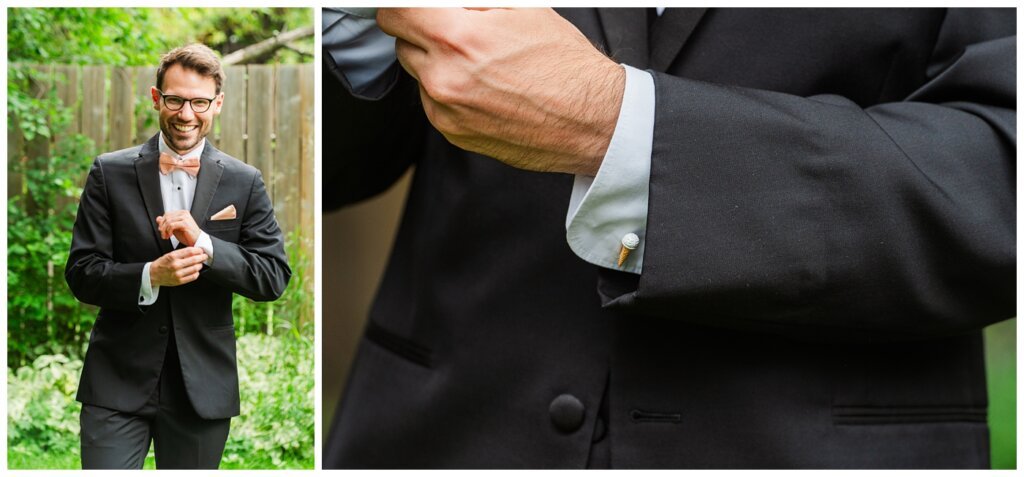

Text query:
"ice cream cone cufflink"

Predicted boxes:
[[618, 233, 640, 267]]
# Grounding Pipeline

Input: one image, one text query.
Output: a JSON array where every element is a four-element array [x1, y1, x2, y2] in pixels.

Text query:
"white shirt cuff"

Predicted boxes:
[[139, 262, 159, 306], [195, 231, 214, 266], [565, 64, 655, 274]]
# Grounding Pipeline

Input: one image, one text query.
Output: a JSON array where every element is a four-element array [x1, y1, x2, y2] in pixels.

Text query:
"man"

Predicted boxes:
[[323, 9, 1015, 468], [65, 43, 290, 469]]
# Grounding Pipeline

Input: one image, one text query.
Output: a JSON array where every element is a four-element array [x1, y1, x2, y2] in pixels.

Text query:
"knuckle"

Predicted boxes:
[[438, 21, 470, 52], [422, 75, 458, 104]]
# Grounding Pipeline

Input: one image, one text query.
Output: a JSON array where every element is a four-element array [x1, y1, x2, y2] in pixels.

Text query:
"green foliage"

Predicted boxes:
[[169, 8, 314, 64], [7, 8, 313, 66], [985, 319, 1016, 469], [7, 354, 83, 459], [224, 333, 314, 468], [8, 334, 313, 469], [7, 65, 97, 368], [8, 8, 167, 65]]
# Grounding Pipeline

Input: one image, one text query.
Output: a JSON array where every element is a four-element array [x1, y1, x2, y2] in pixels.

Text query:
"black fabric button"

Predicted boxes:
[[159, 325, 169, 334], [549, 394, 585, 433], [139, 296, 144, 302]]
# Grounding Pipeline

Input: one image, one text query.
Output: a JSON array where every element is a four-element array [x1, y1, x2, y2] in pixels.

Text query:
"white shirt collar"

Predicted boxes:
[[158, 132, 206, 161]]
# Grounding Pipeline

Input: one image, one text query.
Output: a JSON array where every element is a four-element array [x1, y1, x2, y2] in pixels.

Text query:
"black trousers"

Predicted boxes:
[[80, 329, 230, 469]]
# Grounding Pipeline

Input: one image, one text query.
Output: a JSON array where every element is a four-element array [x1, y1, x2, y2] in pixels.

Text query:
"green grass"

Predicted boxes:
[[8, 450, 308, 470], [985, 318, 1016, 469]]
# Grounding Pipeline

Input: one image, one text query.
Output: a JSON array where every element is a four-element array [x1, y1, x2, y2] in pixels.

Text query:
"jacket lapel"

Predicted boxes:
[[595, 8, 650, 69], [135, 135, 172, 255], [649, 8, 707, 72], [189, 143, 225, 230]]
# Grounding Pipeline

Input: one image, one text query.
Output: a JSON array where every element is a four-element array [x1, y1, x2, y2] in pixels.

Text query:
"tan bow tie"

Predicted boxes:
[[159, 153, 201, 178]]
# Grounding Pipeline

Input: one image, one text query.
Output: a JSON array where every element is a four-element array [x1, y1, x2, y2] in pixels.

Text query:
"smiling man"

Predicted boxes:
[[65, 44, 290, 469]]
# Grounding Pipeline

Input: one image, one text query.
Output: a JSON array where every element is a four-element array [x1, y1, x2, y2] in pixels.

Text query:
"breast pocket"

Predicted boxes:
[[205, 218, 241, 243]]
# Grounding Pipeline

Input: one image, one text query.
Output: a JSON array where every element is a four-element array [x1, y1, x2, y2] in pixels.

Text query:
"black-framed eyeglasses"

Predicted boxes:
[[156, 89, 217, 113]]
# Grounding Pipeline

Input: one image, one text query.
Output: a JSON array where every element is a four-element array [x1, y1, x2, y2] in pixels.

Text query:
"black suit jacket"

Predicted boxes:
[[324, 9, 1015, 468], [66, 134, 290, 419]]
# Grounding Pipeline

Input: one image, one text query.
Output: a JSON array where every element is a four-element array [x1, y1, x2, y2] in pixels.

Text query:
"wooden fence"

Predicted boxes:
[[8, 62, 315, 260]]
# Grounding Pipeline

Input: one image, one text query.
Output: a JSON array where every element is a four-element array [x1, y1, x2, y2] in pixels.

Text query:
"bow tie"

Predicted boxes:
[[159, 153, 201, 178]]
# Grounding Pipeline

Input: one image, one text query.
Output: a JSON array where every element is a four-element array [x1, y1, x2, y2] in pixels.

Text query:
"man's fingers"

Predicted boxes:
[[169, 246, 205, 258], [173, 253, 208, 269], [176, 263, 203, 277], [156, 212, 195, 240], [394, 38, 428, 82], [377, 8, 466, 50]]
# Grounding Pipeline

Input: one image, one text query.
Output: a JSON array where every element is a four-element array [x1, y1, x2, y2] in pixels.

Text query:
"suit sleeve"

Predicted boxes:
[[600, 9, 1016, 341], [65, 158, 148, 312], [323, 64, 428, 210], [202, 171, 291, 302]]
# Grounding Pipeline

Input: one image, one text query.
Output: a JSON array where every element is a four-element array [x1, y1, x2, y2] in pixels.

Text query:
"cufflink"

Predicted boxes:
[[618, 233, 640, 267]]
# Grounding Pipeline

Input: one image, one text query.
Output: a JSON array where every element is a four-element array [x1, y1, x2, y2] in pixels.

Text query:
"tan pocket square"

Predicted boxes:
[[211, 205, 237, 221]]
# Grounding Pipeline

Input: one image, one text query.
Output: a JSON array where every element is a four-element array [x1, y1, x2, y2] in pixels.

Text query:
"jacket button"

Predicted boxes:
[[159, 325, 169, 334], [549, 394, 585, 433]]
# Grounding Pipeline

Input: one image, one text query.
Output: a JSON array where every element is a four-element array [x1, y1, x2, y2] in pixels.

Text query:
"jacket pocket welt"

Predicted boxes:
[[364, 321, 432, 368], [832, 405, 987, 425]]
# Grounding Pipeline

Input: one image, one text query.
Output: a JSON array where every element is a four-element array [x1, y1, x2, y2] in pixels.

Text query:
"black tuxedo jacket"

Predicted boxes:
[[323, 9, 1015, 468], [66, 134, 290, 420]]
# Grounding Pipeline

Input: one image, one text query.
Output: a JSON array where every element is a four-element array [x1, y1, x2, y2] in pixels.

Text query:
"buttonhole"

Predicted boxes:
[[630, 409, 682, 423]]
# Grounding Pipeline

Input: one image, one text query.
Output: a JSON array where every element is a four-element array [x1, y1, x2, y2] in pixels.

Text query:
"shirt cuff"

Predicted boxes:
[[565, 64, 655, 274], [139, 262, 160, 306], [323, 8, 399, 99], [195, 231, 214, 266]]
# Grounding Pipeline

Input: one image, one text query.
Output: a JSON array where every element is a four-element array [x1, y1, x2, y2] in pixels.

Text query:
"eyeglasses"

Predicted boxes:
[[156, 89, 217, 113]]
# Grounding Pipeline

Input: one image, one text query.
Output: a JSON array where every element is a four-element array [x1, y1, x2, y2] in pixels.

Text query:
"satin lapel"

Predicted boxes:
[[135, 135, 172, 255], [596, 8, 649, 69], [190, 143, 224, 230], [649, 8, 707, 72]]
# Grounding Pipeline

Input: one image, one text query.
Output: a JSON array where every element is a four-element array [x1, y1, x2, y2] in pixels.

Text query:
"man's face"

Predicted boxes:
[[151, 64, 223, 155]]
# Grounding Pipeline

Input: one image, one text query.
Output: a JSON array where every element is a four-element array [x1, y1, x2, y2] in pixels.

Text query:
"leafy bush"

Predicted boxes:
[[7, 354, 83, 459], [8, 334, 313, 469], [224, 333, 314, 468], [7, 65, 98, 368]]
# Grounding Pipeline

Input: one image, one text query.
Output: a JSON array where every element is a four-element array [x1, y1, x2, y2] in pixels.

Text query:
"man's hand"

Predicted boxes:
[[157, 210, 201, 247], [150, 247, 208, 287], [378, 8, 625, 176]]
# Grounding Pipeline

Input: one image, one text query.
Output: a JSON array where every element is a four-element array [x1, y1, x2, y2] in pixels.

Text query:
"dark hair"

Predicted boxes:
[[156, 44, 226, 94]]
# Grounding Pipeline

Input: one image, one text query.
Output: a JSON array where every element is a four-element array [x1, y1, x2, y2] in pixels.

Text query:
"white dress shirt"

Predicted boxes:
[[323, 8, 658, 274], [138, 134, 215, 305], [565, 65, 653, 273]]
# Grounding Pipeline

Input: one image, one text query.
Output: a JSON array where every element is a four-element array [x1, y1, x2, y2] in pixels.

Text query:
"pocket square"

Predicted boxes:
[[211, 205, 237, 221]]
